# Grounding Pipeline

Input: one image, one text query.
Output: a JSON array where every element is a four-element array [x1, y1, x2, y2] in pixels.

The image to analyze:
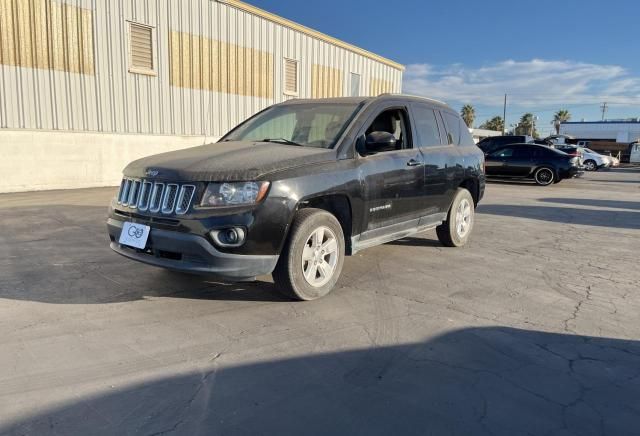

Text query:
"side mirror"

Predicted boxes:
[[363, 131, 397, 155]]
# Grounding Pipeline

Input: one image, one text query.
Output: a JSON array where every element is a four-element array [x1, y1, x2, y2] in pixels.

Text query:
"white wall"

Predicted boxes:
[[560, 123, 640, 142], [0, 130, 211, 193]]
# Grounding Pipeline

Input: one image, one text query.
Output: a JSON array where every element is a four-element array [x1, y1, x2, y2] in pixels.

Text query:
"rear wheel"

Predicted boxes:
[[584, 160, 597, 171], [534, 167, 555, 186], [273, 208, 345, 301], [436, 188, 475, 247]]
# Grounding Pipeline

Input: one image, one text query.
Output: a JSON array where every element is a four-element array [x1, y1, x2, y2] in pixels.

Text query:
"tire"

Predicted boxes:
[[584, 160, 597, 171], [534, 167, 555, 186], [436, 188, 475, 247], [273, 208, 345, 301]]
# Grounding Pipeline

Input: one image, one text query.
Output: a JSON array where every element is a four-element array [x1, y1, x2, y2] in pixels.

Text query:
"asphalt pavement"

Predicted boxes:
[[0, 168, 639, 435]]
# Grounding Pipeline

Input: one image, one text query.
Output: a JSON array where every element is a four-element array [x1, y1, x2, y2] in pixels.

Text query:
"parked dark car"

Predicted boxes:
[[485, 143, 582, 186], [107, 95, 485, 300], [476, 135, 533, 154]]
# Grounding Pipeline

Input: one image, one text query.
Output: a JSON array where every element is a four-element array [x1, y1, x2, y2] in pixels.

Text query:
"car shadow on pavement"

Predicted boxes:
[[0, 205, 288, 304], [0, 267, 287, 304], [538, 198, 640, 211], [485, 179, 539, 186], [477, 204, 640, 230], [2, 326, 638, 436], [385, 236, 443, 247]]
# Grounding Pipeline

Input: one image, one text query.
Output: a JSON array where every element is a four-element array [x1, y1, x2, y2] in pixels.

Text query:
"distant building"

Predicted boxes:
[[559, 120, 640, 160], [560, 120, 640, 143], [0, 0, 403, 192]]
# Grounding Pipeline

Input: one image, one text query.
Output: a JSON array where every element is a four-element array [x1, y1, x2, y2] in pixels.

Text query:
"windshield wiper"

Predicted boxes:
[[261, 138, 303, 146]]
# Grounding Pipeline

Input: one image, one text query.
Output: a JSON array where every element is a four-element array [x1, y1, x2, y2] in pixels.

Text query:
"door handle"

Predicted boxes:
[[407, 159, 422, 167]]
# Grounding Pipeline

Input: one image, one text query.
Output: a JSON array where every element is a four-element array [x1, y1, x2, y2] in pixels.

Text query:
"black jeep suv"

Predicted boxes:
[[107, 95, 485, 300]]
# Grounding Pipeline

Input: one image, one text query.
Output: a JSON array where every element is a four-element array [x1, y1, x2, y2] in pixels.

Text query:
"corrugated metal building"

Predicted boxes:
[[0, 0, 403, 192]]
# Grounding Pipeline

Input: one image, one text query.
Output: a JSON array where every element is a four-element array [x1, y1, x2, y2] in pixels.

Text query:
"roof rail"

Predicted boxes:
[[377, 93, 447, 105]]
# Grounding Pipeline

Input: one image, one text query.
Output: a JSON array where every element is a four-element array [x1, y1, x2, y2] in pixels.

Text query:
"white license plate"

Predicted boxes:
[[118, 222, 150, 249]]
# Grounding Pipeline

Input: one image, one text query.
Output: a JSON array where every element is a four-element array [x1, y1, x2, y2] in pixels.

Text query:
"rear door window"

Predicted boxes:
[[490, 147, 514, 158], [513, 146, 534, 159], [410, 104, 442, 147]]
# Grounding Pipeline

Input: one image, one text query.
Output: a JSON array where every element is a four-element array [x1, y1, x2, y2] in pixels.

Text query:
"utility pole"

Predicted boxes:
[[600, 102, 608, 121], [502, 94, 507, 136]]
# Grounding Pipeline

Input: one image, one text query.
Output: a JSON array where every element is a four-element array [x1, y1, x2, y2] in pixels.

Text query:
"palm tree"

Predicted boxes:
[[479, 116, 504, 133], [460, 105, 475, 128], [516, 113, 538, 137], [552, 109, 571, 134]]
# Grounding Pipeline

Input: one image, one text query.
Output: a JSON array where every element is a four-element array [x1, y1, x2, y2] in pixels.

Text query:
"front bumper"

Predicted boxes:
[[107, 218, 278, 280]]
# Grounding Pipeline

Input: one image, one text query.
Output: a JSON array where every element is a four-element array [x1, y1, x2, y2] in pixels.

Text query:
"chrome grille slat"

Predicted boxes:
[[137, 181, 153, 211], [161, 184, 179, 214], [128, 180, 141, 209], [120, 179, 132, 206], [117, 179, 127, 204], [116, 178, 195, 215], [175, 185, 195, 215], [149, 182, 165, 213]]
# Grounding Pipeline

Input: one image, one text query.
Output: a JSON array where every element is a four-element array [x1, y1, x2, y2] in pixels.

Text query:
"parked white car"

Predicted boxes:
[[581, 148, 611, 171]]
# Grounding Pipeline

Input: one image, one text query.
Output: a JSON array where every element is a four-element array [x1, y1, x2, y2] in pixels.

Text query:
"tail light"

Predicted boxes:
[[569, 157, 580, 166]]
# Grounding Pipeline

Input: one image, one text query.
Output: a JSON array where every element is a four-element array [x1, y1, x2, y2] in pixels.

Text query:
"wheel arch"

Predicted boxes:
[[296, 194, 354, 255], [459, 178, 480, 206]]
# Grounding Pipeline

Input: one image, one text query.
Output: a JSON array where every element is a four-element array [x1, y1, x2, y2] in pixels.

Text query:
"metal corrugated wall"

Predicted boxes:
[[0, 0, 403, 138]]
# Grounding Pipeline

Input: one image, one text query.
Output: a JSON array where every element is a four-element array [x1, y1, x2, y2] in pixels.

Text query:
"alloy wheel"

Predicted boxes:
[[455, 198, 472, 238], [301, 226, 339, 288], [535, 168, 554, 185]]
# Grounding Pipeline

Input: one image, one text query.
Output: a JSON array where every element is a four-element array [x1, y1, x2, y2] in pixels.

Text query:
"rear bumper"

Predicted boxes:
[[563, 167, 584, 178], [107, 218, 278, 280]]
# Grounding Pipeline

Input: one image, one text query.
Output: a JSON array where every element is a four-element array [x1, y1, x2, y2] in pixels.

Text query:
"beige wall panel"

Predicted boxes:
[[0, 0, 93, 74], [311, 64, 343, 98], [169, 30, 273, 99], [370, 77, 393, 96]]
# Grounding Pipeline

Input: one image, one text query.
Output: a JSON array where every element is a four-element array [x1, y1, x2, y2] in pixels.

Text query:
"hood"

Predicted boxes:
[[124, 141, 336, 182]]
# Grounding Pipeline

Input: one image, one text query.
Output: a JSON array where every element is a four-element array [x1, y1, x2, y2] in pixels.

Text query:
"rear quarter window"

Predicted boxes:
[[441, 112, 462, 145]]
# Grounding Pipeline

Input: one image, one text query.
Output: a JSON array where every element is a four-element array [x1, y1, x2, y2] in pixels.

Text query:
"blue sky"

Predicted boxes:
[[250, 0, 640, 135]]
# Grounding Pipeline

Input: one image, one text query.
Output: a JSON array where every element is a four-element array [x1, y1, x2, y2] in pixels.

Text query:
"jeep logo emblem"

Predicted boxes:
[[145, 169, 159, 177]]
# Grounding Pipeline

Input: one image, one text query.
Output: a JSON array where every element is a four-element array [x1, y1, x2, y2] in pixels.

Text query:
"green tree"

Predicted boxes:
[[479, 116, 504, 133], [515, 113, 539, 138], [460, 104, 476, 128], [552, 109, 571, 134]]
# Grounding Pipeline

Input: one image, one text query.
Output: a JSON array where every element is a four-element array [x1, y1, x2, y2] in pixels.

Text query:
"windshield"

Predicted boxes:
[[222, 102, 363, 148]]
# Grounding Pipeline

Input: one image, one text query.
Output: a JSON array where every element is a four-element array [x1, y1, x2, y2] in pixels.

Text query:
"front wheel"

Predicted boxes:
[[584, 160, 597, 171], [534, 167, 555, 186], [273, 208, 345, 301], [436, 188, 475, 247]]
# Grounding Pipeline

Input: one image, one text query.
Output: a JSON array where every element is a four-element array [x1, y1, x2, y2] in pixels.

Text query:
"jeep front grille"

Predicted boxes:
[[116, 178, 196, 215]]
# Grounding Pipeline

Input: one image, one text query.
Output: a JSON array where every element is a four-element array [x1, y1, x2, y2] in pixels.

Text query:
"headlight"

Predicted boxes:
[[200, 181, 270, 207]]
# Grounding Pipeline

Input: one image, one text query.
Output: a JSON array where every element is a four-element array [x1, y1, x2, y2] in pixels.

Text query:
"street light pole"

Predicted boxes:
[[502, 94, 507, 136]]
